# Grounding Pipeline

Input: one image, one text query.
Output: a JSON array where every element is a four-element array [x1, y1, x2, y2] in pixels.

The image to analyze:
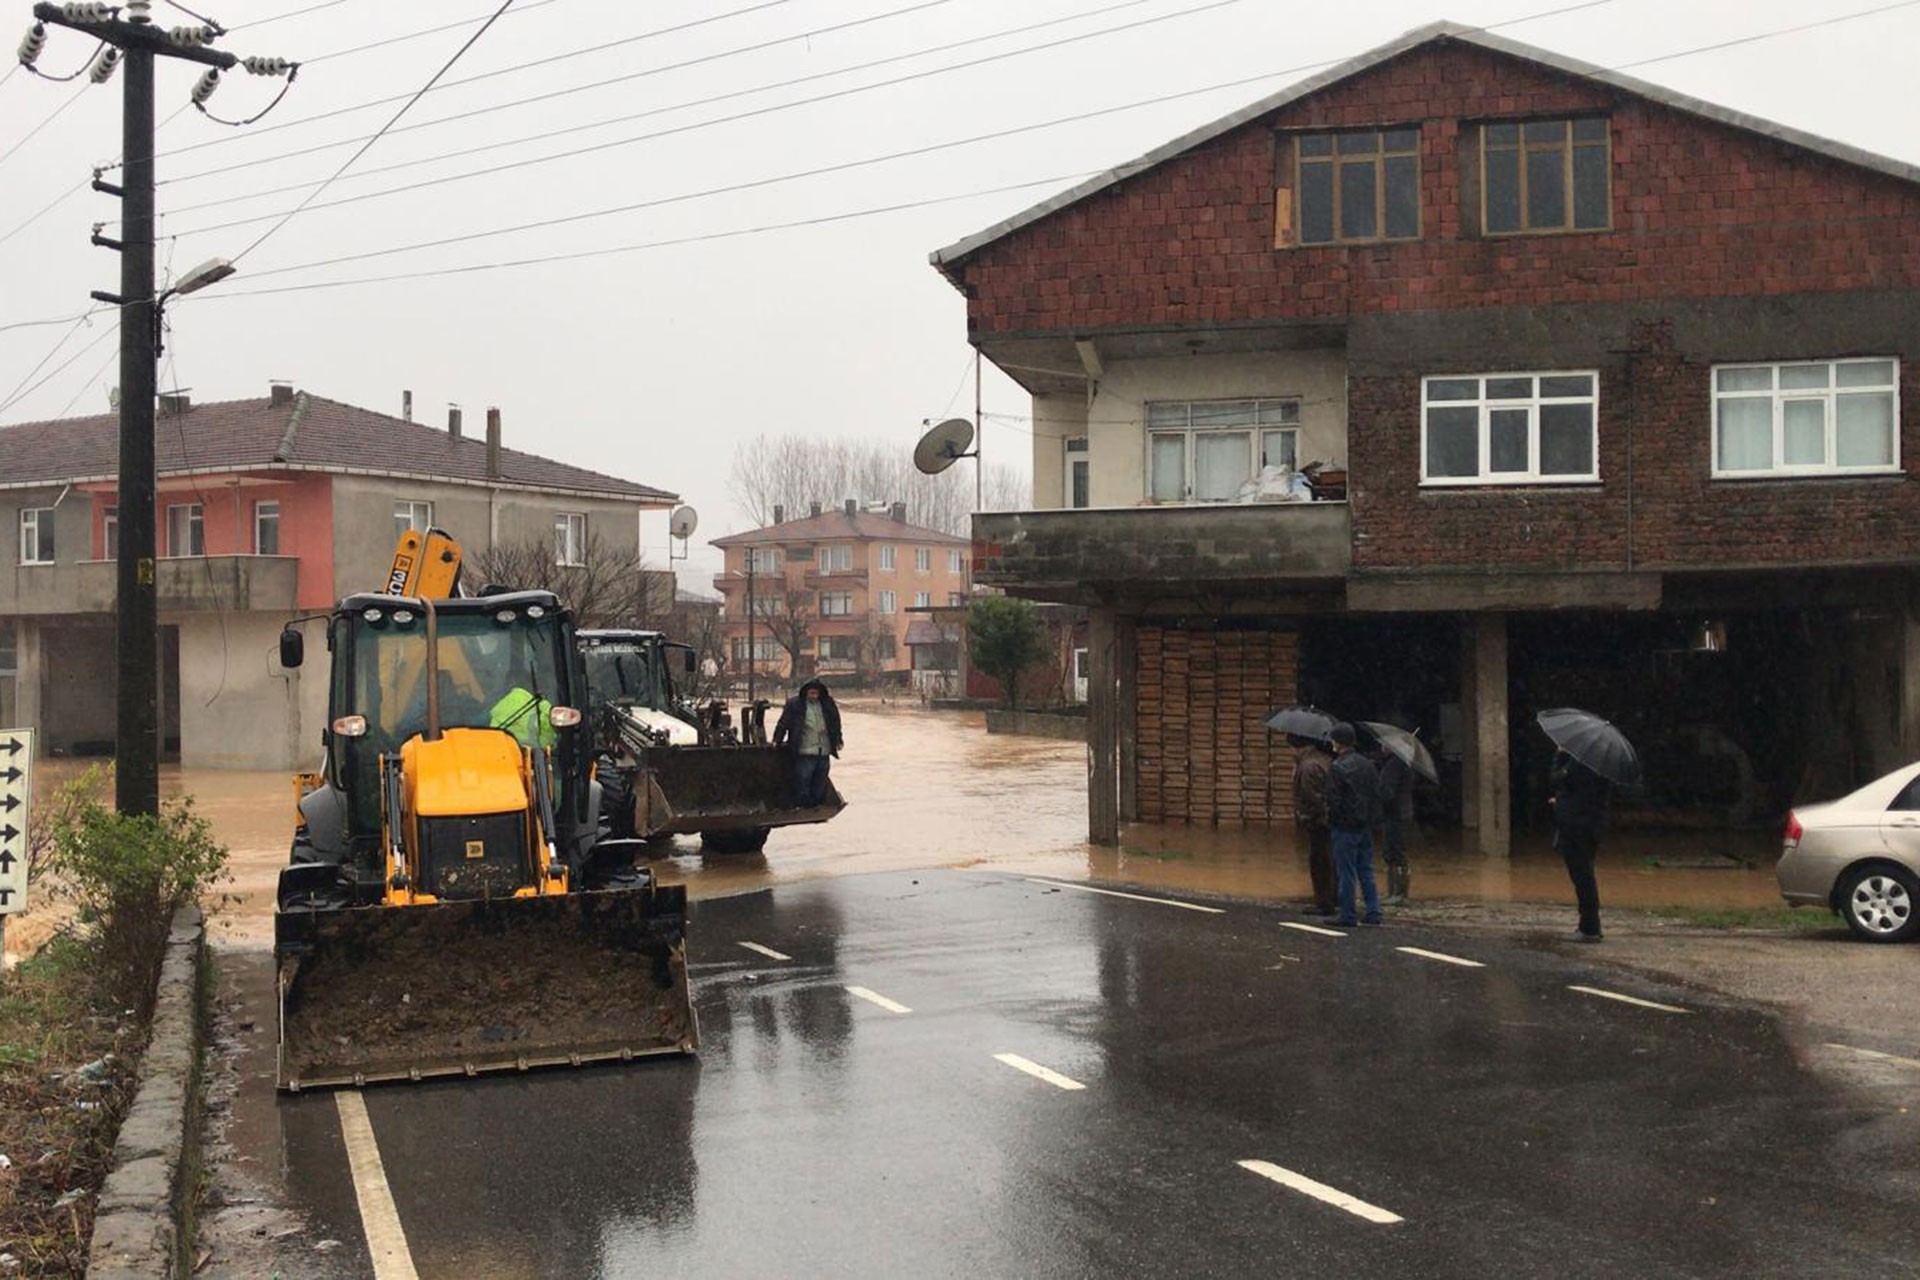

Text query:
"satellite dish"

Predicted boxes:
[[914, 418, 976, 476], [669, 505, 699, 540]]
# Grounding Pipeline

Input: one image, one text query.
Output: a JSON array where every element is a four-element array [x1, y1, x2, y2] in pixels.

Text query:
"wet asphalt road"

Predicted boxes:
[[230, 871, 1920, 1279]]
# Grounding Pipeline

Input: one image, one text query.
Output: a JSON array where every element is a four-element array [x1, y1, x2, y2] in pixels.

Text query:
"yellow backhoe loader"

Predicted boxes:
[[271, 532, 695, 1090]]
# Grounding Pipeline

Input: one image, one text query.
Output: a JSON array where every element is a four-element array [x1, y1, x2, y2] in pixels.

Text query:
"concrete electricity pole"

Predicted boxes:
[[21, 1, 285, 814]]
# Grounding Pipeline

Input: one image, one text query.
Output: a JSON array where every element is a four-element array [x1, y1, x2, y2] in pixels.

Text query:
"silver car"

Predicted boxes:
[[1778, 761, 1920, 943]]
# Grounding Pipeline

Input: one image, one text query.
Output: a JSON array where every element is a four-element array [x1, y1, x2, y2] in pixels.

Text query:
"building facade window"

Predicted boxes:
[[879, 544, 896, 571], [1065, 436, 1090, 508], [914, 547, 932, 573], [1712, 358, 1899, 477], [1482, 118, 1610, 235], [1147, 399, 1301, 502], [394, 500, 432, 540], [254, 500, 281, 555], [166, 503, 205, 557], [554, 511, 587, 566], [877, 590, 897, 614], [1296, 127, 1421, 244], [0, 618, 15, 729], [732, 636, 780, 663], [18, 508, 54, 565], [948, 591, 966, 606], [744, 547, 782, 573], [947, 549, 963, 573], [913, 591, 931, 608], [816, 544, 854, 573], [820, 591, 854, 617], [1422, 372, 1598, 485], [102, 505, 117, 561], [819, 636, 858, 661]]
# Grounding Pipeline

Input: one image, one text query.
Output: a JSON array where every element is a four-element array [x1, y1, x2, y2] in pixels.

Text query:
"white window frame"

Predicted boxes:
[[165, 502, 205, 558], [1065, 436, 1091, 508], [913, 590, 931, 608], [744, 547, 782, 574], [914, 547, 932, 573], [18, 508, 54, 565], [254, 500, 281, 555], [554, 511, 587, 566], [948, 591, 966, 606], [1709, 358, 1901, 479], [102, 504, 118, 561], [947, 549, 964, 573], [879, 544, 896, 571], [1419, 371, 1600, 487], [394, 500, 432, 540], [877, 590, 897, 614], [819, 591, 854, 617], [815, 544, 853, 574], [1145, 399, 1302, 503], [732, 635, 780, 663]]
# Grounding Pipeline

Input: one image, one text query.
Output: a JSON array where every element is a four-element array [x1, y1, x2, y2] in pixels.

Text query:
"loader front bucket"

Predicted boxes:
[[274, 884, 695, 1090], [635, 744, 845, 837]]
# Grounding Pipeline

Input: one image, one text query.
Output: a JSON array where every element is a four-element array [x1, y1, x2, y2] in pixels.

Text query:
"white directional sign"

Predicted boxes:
[[0, 728, 31, 916]]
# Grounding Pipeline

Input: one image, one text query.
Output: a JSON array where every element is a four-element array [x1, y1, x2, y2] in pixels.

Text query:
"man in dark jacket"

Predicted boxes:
[[1289, 735, 1337, 916], [1326, 723, 1384, 927], [1550, 749, 1612, 941], [772, 679, 843, 807]]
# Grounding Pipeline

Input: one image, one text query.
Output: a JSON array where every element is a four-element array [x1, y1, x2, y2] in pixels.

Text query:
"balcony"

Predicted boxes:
[[804, 569, 867, 587], [971, 503, 1351, 600], [7, 555, 300, 616]]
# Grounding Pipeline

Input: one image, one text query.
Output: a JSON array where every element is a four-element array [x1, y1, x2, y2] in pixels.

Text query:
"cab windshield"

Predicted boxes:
[[583, 641, 667, 713]]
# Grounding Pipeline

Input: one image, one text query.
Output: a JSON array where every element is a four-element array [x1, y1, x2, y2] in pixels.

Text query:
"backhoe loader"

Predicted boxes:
[[271, 533, 695, 1090], [580, 629, 844, 853]]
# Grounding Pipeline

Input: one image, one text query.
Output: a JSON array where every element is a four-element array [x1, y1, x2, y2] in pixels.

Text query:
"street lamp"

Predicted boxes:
[[163, 256, 235, 301]]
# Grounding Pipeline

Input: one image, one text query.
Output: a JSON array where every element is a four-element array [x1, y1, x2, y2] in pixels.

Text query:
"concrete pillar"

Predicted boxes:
[[1116, 615, 1138, 824], [1088, 607, 1119, 846], [1468, 613, 1511, 859], [1458, 618, 1478, 829], [1901, 587, 1920, 761], [14, 621, 43, 749]]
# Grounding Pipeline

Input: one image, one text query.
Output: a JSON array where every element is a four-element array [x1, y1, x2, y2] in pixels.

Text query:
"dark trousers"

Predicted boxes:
[[1302, 825, 1334, 911], [1332, 827, 1382, 925], [796, 753, 832, 807], [1379, 814, 1407, 867], [1555, 823, 1602, 935]]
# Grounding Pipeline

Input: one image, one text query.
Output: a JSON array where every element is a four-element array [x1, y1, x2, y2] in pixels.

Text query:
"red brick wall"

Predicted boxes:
[[1135, 627, 1298, 826], [958, 40, 1920, 334]]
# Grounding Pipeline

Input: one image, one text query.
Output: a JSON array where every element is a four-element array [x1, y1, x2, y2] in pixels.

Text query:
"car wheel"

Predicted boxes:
[[1838, 864, 1920, 943]]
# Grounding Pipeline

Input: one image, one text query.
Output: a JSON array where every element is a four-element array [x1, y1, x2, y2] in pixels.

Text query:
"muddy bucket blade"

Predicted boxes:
[[275, 886, 695, 1091], [638, 745, 846, 836]]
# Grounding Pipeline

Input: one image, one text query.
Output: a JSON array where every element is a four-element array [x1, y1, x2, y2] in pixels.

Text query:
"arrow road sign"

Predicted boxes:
[[0, 825, 16, 843], [0, 768, 18, 786], [0, 795, 15, 813], [0, 729, 30, 917], [0, 851, 13, 873], [0, 737, 21, 756]]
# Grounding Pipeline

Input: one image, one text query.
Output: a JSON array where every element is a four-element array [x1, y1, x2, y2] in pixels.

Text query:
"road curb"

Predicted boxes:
[[86, 905, 207, 1280]]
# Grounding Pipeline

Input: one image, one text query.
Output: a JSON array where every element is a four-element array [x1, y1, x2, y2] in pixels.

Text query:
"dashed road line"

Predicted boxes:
[[738, 941, 792, 962], [1826, 1043, 1920, 1070], [993, 1053, 1086, 1091], [1396, 946, 1484, 968], [1024, 878, 1226, 913], [1237, 1159, 1404, 1225], [845, 985, 912, 1014], [335, 1092, 421, 1280], [1568, 985, 1691, 1015], [1279, 921, 1347, 938]]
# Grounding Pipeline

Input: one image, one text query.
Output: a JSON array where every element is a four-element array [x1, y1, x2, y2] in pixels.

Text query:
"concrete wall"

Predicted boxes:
[[175, 612, 327, 771], [0, 484, 89, 616], [984, 709, 1088, 741], [36, 618, 116, 755]]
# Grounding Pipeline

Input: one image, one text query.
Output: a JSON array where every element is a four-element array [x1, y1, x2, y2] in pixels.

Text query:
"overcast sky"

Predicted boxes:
[[2, 0, 1916, 583]]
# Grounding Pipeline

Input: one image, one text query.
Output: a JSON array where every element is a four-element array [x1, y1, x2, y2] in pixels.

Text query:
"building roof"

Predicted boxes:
[[904, 618, 960, 647], [711, 508, 968, 548], [0, 390, 678, 502], [931, 19, 1920, 276]]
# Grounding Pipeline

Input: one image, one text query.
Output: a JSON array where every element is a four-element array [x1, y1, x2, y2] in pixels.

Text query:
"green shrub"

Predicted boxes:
[[967, 596, 1051, 710], [49, 798, 228, 1012]]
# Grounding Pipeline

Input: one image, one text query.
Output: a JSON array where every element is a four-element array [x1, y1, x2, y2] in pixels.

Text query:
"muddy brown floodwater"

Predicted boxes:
[[7, 702, 1790, 960]]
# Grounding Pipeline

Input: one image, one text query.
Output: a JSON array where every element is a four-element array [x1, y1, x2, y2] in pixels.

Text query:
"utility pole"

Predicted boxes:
[[973, 348, 983, 513], [23, 1, 280, 815], [744, 556, 757, 708]]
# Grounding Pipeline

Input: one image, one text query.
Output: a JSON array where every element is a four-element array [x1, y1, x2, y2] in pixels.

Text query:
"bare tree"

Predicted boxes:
[[854, 614, 899, 684], [729, 434, 1029, 537], [469, 533, 667, 628], [747, 581, 815, 680]]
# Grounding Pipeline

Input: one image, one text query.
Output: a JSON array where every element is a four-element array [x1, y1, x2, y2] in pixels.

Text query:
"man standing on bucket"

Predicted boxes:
[[1325, 723, 1385, 927], [773, 679, 843, 807]]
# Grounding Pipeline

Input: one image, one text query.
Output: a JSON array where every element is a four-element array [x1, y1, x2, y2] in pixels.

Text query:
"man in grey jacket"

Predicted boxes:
[[1326, 723, 1384, 927]]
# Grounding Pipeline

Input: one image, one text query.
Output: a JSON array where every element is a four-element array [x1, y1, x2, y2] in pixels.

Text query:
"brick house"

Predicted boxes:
[[0, 384, 677, 769], [711, 501, 970, 685], [932, 21, 1920, 848]]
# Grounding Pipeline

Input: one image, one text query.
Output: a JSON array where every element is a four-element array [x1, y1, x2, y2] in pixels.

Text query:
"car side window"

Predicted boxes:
[[1890, 778, 1920, 811]]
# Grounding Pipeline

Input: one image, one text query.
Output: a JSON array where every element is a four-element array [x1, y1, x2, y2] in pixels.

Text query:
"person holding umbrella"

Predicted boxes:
[[1325, 723, 1385, 927], [1537, 709, 1639, 943], [1271, 706, 1340, 917], [1361, 722, 1436, 905]]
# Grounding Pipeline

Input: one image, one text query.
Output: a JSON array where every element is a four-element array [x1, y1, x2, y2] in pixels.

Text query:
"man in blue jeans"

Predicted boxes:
[[1325, 723, 1385, 927]]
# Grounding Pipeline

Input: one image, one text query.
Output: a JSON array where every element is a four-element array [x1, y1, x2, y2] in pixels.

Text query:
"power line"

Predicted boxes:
[[0, 311, 98, 408], [232, 0, 354, 31], [0, 320, 117, 417], [300, 0, 563, 64], [0, 83, 89, 173], [231, 0, 518, 264], [1614, 0, 1920, 68], [166, 0, 1247, 239], [52, 341, 120, 418], [159, 0, 1171, 203]]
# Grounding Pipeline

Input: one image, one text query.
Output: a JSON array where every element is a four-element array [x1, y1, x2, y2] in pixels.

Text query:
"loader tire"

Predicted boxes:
[[700, 827, 770, 855]]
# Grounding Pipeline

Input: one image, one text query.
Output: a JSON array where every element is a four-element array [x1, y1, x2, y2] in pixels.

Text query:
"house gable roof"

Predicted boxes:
[[710, 509, 967, 548], [931, 19, 1920, 276], [0, 391, 677, 502]]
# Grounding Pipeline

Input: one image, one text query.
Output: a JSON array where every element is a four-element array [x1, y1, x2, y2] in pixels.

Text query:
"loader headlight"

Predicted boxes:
[[548, 706, 582, 728], [331, 714, 368, 738], [526, 605, 545, 619], [392, 609, 414, 625], [494, 609, 517, 624], [362, 607, 383, 624]]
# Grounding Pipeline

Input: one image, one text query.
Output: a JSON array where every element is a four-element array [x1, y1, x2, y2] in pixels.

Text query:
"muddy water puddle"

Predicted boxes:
[[8, 709, 1789, 958]]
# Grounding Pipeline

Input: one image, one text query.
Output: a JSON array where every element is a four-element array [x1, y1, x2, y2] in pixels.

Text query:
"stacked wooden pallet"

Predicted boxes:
[[1133, 626, 1299, 827]]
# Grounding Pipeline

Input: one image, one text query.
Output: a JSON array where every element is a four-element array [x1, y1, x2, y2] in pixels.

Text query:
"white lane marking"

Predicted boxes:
[[1568, 985, 1691, 1015], [738, 941, 792, 962], [1024, 878, 1226, 914], [1826, 1043, 1920, 1071], [993, 1053, 1086, 1091], [1237, 1159, 1404, 1225], [846, 985, 912, 1014], [1279, 921, 1347, 938], [335, 1092, 422, 1280], [1396, 946, 1485, 969]]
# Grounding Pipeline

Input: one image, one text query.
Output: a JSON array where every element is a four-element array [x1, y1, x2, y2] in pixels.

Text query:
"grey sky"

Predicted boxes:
[[2, 0, 1916, 585]]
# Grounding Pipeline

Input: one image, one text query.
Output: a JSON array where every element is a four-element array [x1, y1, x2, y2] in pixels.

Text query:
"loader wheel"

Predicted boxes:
[[700, 827, 770, 855]]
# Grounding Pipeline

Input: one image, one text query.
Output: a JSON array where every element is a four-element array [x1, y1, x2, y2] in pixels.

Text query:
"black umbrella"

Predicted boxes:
[[1266, 705, 1337, 741], [1359, 721, 1439, 785], [1535, 708, 1641, 786]]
